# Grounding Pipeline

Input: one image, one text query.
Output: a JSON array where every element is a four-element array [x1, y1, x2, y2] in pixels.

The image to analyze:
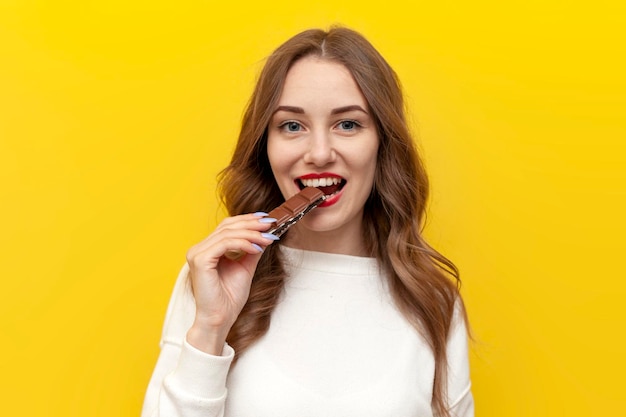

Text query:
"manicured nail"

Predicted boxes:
[[253, 211, 269, 217], [251, 243, 264, 253], [258, 217, 277, 224], [261, 232, 280, 241]]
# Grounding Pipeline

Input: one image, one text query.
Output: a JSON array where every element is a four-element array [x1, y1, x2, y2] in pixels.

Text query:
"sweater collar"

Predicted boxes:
[[279, 245, 380, 276]]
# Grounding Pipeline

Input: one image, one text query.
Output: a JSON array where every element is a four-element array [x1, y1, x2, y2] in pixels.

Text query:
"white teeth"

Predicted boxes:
[[301, 177, 341, 188]]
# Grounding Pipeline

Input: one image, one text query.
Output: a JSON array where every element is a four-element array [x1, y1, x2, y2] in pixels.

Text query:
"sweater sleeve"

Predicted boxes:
[[446, 300, 475, 417], [141, 264, 234, 417]]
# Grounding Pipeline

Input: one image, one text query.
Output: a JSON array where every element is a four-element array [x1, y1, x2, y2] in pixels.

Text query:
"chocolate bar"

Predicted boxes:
[[266, 187, 325, 237], [224, 187, 326, 260]]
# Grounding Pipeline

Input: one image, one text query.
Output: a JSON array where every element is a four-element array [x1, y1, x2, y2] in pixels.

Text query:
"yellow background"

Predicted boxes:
[[1, 1, 624, 415]]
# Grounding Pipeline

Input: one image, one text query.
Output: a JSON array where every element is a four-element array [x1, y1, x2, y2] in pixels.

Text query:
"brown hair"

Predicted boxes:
[[218, 26, 465, 417]]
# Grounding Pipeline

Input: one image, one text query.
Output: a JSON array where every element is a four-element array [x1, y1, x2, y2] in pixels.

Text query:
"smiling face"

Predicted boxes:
[[266, 56, 380, 255]]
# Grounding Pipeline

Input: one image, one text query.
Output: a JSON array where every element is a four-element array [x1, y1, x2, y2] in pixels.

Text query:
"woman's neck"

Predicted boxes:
[[281, 225, 369, 257]]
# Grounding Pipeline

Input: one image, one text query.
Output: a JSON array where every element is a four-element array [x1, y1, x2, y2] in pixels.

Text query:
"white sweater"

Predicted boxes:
[[142, 247, 474, 417]]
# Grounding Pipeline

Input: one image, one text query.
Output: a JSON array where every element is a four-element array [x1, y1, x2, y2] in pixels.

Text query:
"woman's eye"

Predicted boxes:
[[338, 120, 358, 130], [281, 121, 302, 132]]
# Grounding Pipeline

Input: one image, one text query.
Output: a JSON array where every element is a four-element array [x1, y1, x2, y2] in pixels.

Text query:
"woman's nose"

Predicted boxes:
[[302, 130, 336, 167]]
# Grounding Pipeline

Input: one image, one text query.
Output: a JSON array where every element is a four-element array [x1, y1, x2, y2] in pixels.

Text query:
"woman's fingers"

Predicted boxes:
[[210, 212, 272, 235], [224, 231, 280, 261], [187, 214, 277, 260], [187, 229, 278, 266]]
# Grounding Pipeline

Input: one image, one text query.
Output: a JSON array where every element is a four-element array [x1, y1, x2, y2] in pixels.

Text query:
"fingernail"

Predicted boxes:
[[261, 232, 280, 241], [253, 211, 269, 217], [251, 243, 264, 253], [259, 217, 277, 224]]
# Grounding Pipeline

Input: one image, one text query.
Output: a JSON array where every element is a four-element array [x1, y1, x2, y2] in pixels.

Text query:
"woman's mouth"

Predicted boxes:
[[296, 176, 346, 198]]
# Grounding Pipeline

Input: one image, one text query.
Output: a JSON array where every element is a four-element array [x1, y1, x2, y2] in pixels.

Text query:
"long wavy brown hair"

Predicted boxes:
[[218, 26, 466, 417]]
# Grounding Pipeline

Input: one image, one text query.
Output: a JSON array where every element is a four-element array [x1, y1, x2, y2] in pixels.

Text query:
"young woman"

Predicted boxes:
[[142, 27, 473, 417]]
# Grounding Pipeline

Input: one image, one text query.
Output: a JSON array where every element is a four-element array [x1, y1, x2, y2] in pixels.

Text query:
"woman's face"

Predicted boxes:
[[267, 56, 379, 255]]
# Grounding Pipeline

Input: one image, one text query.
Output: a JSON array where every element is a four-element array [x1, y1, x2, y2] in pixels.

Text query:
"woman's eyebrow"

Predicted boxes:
[[274, 105, 304, 114], [330, 105, 368, 115], [273, 104, 368, 115]]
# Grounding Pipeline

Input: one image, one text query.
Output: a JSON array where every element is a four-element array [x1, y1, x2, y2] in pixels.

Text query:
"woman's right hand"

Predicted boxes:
[[184, 212, 278, 355]]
